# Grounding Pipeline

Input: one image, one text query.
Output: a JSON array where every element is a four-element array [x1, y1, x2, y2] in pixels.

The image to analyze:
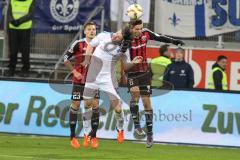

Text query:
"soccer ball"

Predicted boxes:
[[127, 4, 143, 20]]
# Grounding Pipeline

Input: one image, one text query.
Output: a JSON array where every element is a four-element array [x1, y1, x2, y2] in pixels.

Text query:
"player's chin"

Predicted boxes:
[[134, 35, 140, 39], [89, 35, 95, 39]]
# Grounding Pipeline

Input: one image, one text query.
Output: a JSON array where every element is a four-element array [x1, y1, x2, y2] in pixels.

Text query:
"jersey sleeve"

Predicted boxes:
[[143, 28, 174, 43], [64, 40, 79, 62]]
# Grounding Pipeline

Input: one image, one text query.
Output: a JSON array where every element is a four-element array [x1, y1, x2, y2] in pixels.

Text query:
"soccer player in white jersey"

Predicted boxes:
[[83, 29, 142, 145]]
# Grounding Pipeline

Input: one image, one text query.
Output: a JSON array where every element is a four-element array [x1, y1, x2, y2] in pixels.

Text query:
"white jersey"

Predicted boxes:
[[84, 32, 130, 100], [88, 32, 130, 85]]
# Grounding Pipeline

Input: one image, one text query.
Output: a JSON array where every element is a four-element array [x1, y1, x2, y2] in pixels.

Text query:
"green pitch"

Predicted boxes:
[[0, 133, 239, 160]]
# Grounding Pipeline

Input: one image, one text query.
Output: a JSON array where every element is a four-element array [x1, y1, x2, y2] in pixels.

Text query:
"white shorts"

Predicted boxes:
[[83, 81, 120, 101]]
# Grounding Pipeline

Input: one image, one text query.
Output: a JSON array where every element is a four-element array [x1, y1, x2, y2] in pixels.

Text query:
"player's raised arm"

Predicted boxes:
[[144, 28, 185, 46]]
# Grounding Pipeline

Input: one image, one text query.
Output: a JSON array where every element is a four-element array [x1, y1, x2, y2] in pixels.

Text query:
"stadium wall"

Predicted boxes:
[[146, 46, 240, 91], [0, 80, 240, 147]]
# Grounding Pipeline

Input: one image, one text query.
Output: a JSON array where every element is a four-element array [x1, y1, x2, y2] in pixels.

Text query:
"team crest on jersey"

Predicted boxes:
[[50, 0, 80, 23], [141, 36, 147, 41]]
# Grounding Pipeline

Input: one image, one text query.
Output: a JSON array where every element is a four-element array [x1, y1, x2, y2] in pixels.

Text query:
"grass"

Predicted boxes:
[[0, 133, 239, 160]]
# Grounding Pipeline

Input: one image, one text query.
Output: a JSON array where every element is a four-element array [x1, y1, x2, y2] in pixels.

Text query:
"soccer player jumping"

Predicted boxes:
[[125, 20, 184, 148], [83, 28, 143, 146], [64, 22, 100, 149]]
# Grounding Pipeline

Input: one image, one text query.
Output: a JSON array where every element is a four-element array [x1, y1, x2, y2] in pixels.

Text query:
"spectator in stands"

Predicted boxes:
[[151, 44, 173, 88], [6, 0, 35, 77], [207, 55, 228, 91], [163, 47, 194, 89]]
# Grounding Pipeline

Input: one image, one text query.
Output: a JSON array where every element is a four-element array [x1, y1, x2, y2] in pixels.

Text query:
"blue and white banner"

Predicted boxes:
[[33, 0, 110, 33], [155, 0, 240, 37], [0, 80, 240, 147], [110, 0, 150, 23]]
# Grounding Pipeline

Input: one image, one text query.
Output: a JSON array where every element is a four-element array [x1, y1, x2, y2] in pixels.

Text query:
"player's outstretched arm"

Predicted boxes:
[[144, 28, 185, 46]]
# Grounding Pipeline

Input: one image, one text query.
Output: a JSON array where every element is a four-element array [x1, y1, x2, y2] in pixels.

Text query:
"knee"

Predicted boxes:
[[71, 101, 80, 110], [92, 99, 99, 110], [84, 99, 99, 109], [84, 100, 92, 109], [130, 87, 140, 100], [111, 100, 122, 113]]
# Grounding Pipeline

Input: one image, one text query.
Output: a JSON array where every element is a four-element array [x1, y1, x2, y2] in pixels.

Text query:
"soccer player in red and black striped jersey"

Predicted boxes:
[[64, 22, 100, 149], [125, 20, 184, 148]]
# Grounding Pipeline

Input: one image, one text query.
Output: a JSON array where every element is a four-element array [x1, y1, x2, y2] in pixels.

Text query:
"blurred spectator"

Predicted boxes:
[[207, 55, 228, 91], [6, 0, 35, 77], [163, 47, 194, 89], [151, 44, 172, 88]]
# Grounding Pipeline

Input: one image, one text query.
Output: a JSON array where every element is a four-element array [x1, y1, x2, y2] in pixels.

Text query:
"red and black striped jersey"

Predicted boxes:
[[64, 38, 89, 84], [129, 28, 174, 73]]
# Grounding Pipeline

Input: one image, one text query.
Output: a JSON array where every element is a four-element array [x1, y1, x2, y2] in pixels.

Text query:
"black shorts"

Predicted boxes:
[[127, 71, 152, 95], [71, 83, 99, 101]]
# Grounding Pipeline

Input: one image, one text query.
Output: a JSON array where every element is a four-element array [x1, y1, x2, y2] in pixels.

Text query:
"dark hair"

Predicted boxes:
[[122, 26, 132, 40], [83, 21, 96, 30], [159, 44, 169, 56], [129, 19, 143, 28], [176, 47, 185, 53], [217, 55, 227, 61]]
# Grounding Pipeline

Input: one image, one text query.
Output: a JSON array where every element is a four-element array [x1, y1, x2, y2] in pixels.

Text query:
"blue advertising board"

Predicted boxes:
[[0, 80, 240, 147]]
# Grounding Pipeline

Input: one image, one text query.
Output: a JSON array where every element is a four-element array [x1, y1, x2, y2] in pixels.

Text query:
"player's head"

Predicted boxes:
[[159, 44, 172, 58], [129, 19, 143, 38], [112, 30, 124, 42], [217, 55, 227, 69], [84, 21, 96, 39], [175, 47, 185, 61]]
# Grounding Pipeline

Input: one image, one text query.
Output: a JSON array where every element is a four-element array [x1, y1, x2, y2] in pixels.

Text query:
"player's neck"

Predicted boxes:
[[85, 37, 92, 43]]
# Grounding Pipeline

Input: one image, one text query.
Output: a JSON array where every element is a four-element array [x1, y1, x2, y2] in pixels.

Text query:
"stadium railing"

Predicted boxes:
[[0, 5, 105, 79]]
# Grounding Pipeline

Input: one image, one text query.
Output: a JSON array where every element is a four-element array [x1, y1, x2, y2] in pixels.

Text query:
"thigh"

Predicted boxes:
[[8, 29, 20, 53], [101, 82, 120, 101], [138, 71, 152, 95], [127, 73, 139, 91], [83, 82, 99, 100]]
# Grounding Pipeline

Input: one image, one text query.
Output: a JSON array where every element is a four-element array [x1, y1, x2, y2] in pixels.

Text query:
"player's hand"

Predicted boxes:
[[132, 56, 143, 64], [72, 69, 83, 80], [172, 39, 185, 46]]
